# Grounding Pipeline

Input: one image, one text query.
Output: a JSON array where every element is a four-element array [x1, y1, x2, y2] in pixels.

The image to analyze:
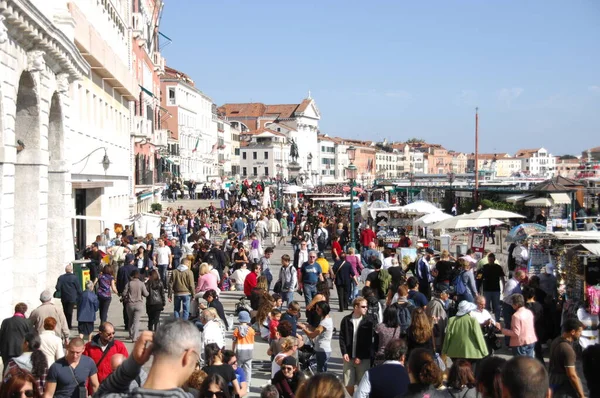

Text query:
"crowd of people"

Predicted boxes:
[[0, 185, 598, 398]]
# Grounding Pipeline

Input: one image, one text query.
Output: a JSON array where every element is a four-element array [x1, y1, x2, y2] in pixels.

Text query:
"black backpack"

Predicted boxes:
[[395, 302, 415, 336]]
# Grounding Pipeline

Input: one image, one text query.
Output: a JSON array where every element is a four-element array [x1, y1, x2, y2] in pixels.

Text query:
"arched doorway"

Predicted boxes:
[[47, 91, 71, 283], [13, 71, 42, 288]]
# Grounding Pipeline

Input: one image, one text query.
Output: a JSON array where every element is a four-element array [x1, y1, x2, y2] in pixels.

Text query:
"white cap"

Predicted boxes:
[[545, 263, 554, 274]]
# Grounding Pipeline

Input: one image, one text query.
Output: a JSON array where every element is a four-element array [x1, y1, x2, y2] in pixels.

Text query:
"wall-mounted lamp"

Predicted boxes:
[[73, 147, 111, 173]]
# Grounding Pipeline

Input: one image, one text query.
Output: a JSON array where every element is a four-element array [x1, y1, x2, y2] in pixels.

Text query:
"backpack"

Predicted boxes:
[[395, 302, 414, 335], [453, 271, 467, 295], [377, 269, 392, 295], [317, 228, 327, 245], [366, 299, 381, 324]]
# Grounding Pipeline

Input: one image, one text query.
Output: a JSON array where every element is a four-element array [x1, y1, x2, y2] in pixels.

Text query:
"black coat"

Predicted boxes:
[[0, 316, 33, 358], [56, 273, 82, 303], [339, 313, 374, 360], [117, 264, 137, 294], [332, 259, 355, 287]]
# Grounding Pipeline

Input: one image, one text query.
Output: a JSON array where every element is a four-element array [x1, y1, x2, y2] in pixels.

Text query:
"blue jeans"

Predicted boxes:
[[514, 343, 535, 357], [484, 291, 502, 320], [316, 351, 331, 373], [303, 283, 317, 307], [174, 295, 191, 320], [158, 264, 168, 283], [282, 291, 294, 306], [351, 279, 359, 301]]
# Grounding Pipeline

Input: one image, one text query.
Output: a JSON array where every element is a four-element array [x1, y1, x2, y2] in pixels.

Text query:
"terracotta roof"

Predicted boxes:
[[163, 66, 194, 85], [218, 103, 267, 118], [296, 99, 312, 113], [515, 148, 542, 157], [264, 104, 299, 118]]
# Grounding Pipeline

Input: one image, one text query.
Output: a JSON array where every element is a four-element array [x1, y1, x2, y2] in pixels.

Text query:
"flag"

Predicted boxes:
[[191, 137, 199, 152], [210, 142, 218, 154]]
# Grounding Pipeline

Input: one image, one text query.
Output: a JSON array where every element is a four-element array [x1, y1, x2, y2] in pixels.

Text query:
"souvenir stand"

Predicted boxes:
[[564, 243, 600, 314]]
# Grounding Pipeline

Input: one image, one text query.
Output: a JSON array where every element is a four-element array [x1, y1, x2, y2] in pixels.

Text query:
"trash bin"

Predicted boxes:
[[456, 244, 469, 257], [72, 260, 91, 291]]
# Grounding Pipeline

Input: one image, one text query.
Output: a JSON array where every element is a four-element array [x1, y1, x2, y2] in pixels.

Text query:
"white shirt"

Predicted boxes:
[[231, 268, 250, 285], [383, 257, 394, 270], [351, 315, 363, 358], [155, 246, 171, 265], [470, 308, 493, 324], [39, 330, 64, 367]]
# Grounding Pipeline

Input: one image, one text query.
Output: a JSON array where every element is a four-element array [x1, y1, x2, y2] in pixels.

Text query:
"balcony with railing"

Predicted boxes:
[[154, 129, 168, 148], [152, 52, 165, 75]]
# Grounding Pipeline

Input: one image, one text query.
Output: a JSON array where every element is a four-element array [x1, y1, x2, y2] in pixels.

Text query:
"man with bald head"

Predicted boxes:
[[110, 353, 147, 391], [96, 319, 203, 397], [55, 264, 82, 330]]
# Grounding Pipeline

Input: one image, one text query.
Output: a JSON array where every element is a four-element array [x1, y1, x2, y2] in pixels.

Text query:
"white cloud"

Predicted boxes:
[[589, 85, 600, 94], [497, 87, 524, 106]]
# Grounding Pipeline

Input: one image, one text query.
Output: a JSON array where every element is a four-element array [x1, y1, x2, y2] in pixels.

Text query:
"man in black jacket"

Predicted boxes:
[[116, 254, 137, 329], [339, 297, 374, 396], [0, 303, 33, 366], [355, 339, 409, 398], [55, 264, 82, 329]]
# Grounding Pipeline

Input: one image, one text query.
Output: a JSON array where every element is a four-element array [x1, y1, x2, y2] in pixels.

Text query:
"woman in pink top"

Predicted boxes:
[[345, 247, 363, 300], [196, 263, 219, 293], [191, 263, 219, 318], [495, 293, 537, 357]]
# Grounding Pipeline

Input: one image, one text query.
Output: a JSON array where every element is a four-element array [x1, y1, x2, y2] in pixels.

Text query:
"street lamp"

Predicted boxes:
[[276, 164, 283, 209], [346, 145, 357, 249]]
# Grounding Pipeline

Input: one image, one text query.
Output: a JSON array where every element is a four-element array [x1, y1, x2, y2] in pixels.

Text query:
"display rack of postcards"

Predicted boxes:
[[564, 248, 591, 303], [527, 235, 555, 276]]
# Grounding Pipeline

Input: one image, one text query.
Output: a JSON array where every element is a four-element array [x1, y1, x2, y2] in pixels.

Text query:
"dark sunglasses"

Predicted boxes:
[[359, 305, 368, 308], [11, 390, 34, 398], [208, 391, 225, 398]]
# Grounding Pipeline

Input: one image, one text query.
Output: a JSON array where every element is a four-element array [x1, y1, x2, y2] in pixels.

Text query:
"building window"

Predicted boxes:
[[264, 151, 269, 159], [235, 148, 240, 156], [242, 152, 246, 160], [265, 167, 269, 176], [253, 152, 257, 160], [168, 88, 176, 105], [242, 167, 247, 176], [253, 167, 257, 176]]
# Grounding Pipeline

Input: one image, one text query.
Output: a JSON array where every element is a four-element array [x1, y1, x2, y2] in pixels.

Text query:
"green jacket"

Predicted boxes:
[[442, 314, 488, 359]]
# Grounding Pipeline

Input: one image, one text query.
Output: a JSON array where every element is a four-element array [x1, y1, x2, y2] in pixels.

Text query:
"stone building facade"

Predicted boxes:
[[0, 0, 89, 318]]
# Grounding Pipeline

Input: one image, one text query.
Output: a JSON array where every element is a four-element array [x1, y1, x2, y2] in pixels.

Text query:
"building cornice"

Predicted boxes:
[[0, 0, 90, 80]]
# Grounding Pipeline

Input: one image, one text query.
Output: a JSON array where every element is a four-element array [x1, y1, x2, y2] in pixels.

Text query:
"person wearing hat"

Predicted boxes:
[[233, 310, 255, 386], [29, 290, 70, 341], [271, 355, 306, 398], [442, 301, 489, 361]]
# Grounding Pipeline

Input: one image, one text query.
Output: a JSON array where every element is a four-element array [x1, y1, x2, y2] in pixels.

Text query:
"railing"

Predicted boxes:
[[132, 13, 143, 38], [152, 52, 165, 74]]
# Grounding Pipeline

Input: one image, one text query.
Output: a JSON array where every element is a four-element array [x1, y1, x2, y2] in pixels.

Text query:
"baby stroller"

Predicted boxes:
[[297, 344, 317, 376]]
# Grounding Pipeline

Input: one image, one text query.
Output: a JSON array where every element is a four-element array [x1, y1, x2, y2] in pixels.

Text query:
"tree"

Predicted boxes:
[[560, 154, 577, 160]]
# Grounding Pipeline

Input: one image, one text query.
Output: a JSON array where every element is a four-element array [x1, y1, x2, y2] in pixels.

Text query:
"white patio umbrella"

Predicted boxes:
[[400, 200, 440, 214], [460, 208, 526, 220], [414, 212, 453, 227], [429, 214, 505, 230]]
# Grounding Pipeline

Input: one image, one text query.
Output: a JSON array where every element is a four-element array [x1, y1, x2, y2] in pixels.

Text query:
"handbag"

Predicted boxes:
[[273, 280, 282, 294], [431, 332, 447, 372], [68, 365, 87, 398]]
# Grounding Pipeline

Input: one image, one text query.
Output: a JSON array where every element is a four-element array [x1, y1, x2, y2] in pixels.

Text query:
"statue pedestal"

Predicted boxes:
[[287, 162, 302, 182]]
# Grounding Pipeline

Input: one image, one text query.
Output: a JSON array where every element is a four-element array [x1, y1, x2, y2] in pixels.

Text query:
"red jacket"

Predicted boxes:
[[244, 272, 257, 297], [360, 228, 376, 247], [83, 334, 129, 383]]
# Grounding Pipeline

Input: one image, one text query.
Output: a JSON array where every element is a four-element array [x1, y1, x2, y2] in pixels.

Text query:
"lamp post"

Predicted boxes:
[[276, 164, 282, 209], [346, 145, 357, 249]]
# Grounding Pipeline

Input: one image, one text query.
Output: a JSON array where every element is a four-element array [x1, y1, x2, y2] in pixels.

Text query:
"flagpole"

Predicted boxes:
[[474, 107, 479, 206]]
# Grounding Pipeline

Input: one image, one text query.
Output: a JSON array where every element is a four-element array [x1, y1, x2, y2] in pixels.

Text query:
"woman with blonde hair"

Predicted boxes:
[[271, 336, 298, 378], [295, 373, 345, 398], [406, 307, 435, 357], [192, 263, 219, 318]]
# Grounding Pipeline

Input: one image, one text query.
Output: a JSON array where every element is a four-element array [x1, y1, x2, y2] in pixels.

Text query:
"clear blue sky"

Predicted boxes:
[[160, 0, 600, 156]]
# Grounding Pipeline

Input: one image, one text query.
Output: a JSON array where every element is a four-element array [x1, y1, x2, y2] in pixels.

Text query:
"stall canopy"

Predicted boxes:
[[311, 196, 357, 201], [550, 193, 571, 204], [578, 243, 600, 255], [400, 200, 440, 215], [430, 214, 505, 230], [414, 212, 453, 227], [525, 198, 553, 207], [506, 194, 535, 204]]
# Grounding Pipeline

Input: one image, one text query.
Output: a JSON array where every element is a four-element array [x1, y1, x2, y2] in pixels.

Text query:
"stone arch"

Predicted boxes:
[[48, 92, 64, 162], [13, 71, 43, 290]]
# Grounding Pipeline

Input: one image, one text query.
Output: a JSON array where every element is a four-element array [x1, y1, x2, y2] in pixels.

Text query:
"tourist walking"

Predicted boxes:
[[496, 294, 537, 357], [30, 291, 69, 342], [82, 322, 128, 387], [122, 270, 148, 342], [168, 258, 195, 320], [95, 265, 118, 324], [0, 302, 33, 367], [77, 281, 99, 342], [145, 269, 166, 331], [54, 264, 82, 330]]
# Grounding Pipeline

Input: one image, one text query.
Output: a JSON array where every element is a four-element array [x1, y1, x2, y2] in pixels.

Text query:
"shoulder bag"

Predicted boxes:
[[68, 365, 87, 398]]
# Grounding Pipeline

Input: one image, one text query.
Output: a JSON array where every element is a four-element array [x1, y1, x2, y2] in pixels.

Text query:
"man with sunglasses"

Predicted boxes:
[[299, 251, 324, 306], [96, 319, 202, 397], [271, 356, 305, 398], [83, 322, 129, 386], [339, 297, 374, 396]]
